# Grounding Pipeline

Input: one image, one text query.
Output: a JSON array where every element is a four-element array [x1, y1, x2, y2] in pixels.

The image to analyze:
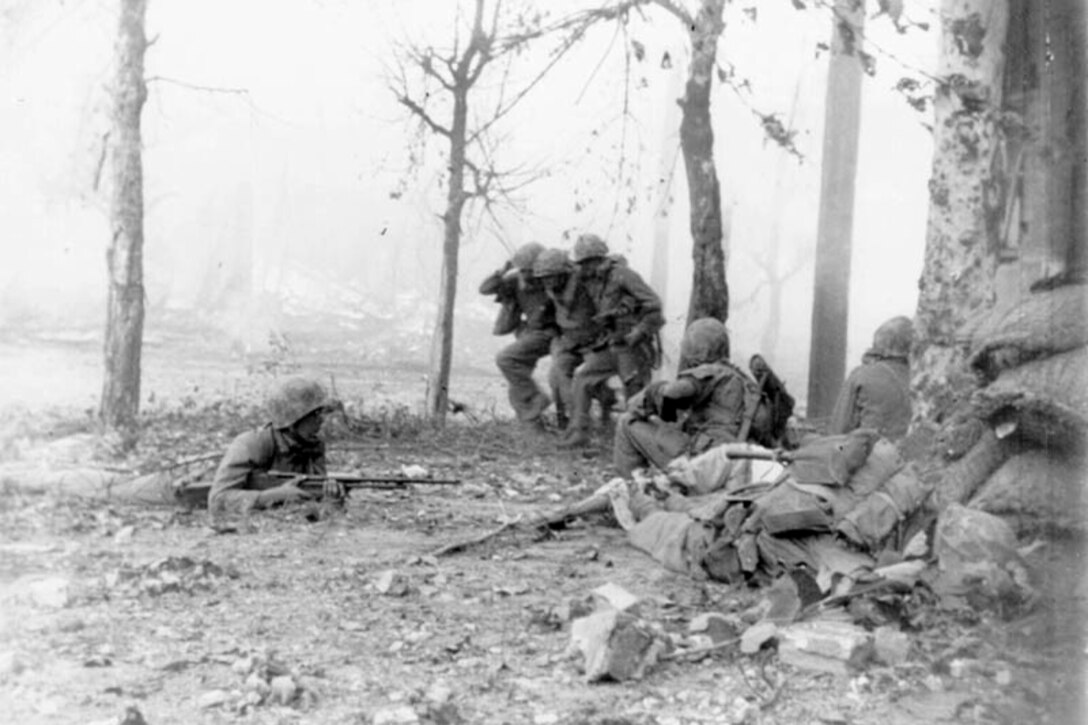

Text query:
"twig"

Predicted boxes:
[[430, 517, 522, 557]]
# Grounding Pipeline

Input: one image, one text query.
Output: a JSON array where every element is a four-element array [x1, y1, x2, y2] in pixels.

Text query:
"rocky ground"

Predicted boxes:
[[0, 329, 1083, 724]]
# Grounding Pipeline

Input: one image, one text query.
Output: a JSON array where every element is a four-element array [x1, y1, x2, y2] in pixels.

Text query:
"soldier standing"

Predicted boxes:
[[533, 247, 616, 431], [480, 243, 557, 428], [561, 234, 664, 447], [829, 316, 913, 441]]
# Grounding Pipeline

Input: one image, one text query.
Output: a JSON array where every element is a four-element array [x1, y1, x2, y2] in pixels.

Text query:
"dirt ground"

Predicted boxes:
[[0, 335, 1085, 724]]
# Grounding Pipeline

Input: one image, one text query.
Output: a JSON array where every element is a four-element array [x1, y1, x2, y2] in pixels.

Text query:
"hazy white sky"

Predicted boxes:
[[0, 0, 937, 392]]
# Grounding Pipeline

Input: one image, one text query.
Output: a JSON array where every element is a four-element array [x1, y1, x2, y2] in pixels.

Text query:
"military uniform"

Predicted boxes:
[[208, 425, 327, 513], [613, 319, 770, 477], [207, 377, 336, 513], [536, 249, 614, 428], [481, 244, 557, 424], [829, 316, 913, 441], [564, 235, 664, 444]]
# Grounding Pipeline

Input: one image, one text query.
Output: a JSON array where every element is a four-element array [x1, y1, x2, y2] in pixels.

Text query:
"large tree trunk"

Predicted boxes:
[[100, 0, 148, 431], [426, 90, 469, 423], [678, 0, 728, 327], [911, 0, 1010, 428], [806, 0, 864, 423]]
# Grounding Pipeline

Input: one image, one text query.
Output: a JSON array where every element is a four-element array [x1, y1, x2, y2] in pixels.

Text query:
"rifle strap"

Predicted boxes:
[[738, 373, 768, 442]]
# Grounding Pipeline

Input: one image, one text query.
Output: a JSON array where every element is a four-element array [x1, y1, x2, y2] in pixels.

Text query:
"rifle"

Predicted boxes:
[[176, 470, 460, 508], [266, 470, 461, 492]]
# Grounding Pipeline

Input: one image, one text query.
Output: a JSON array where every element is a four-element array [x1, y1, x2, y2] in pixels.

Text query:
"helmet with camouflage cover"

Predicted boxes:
[[572, 233, 609, 263], [268, 377, 333, 429], [510, 242, 545, 272], [533, 248, 571, 278], [870, 316, 913, 360], [680, 318, 730, 366]]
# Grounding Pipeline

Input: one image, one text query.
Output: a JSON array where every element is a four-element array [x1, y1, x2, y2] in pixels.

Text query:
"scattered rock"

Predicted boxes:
[[269, 675, 297, 705], [568, 610, 667, 682], [12, 575, 73, 609], [740, 621, 778, 655], [592, 582, 641, 612], [689, 612, 740, 645], [198, 689, 232, 709], [777, 620, 874, 676], [726, 696, 759, 724], [375, 570, 411, 597], [0, 650, 26, 678], [113, 525, 136, 544], [372, 704, 421, 724], [873, 626, 911, 666]]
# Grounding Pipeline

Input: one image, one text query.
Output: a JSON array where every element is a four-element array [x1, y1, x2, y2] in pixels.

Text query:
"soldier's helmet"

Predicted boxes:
[[268, 377, 333, 429], [510, 242, 546, 272], [533, 248, 570, 278], [681, 318, 731, 366], [870, 316, 914, 359], [572, 234, 609, 263]]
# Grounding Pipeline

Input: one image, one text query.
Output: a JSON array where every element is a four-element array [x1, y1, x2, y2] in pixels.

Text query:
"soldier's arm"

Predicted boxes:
[[620, 269, 665, 338], [207, 430, 275, 513], [479, 266, 514, 296]]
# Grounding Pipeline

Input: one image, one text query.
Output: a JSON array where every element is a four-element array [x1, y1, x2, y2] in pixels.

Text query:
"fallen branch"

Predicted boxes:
[[663, 635, 741, 661], [430, 491, 613, 557]]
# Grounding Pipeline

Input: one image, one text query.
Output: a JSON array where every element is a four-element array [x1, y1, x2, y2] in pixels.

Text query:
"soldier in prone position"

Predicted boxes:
[[561, 234, 664, 448], [480, 243, 558, 428], [208, 377, 344, 513]]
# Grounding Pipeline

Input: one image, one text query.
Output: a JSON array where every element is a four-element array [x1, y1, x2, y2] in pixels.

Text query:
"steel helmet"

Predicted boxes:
[[533, 248, 570, 278], [510, 242, 545, 272], [680, 318, 731, 366], [870, 316, 914, 359], [267, 377, 332, 429], [572, 234, 609, 263]]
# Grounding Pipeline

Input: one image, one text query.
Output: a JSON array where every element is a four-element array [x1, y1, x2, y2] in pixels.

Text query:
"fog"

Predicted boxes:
[[0, 0, 936, 409]]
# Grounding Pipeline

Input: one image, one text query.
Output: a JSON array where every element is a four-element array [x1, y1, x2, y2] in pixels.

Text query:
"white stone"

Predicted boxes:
[[372, 704, 421, 724]]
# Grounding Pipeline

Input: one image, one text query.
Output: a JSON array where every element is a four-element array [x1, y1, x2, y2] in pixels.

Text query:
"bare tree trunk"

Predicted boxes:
[[912, 0, 1010, 427], [426, 89, 469, 422], [678, 0, 728, 326], [100, 0, 148, 431], [806, 0, 864, 423]]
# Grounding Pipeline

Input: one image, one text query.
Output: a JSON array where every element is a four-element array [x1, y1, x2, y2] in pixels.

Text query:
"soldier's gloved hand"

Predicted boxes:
[[256, 477, 313, 508], [624, 329, 645, 347]]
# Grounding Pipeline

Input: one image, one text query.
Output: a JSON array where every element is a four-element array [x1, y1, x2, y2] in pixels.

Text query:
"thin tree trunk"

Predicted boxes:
[[912, 0, 1010, 427], [678, 0, 728, 327], [426, 89, 468, 422], [100, 0, 148, 430], [806, 0, 864, 423]]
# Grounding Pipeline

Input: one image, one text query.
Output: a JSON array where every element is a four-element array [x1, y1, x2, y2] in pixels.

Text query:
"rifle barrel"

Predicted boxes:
[[268, 471, 461, 485]]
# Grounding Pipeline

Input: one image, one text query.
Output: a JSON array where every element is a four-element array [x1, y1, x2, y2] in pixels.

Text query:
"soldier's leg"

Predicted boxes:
[[613, 412, 691, 478], [496, 329, 553, 422], [563, 350, 617, 444], [548, 343, 581, 431], [615, 343, 653, 403]]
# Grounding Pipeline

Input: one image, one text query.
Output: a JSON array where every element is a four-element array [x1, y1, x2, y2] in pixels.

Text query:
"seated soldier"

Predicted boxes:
[[208, 377, 344, 513], [829, 316, 913, 441], [613, 318, 772, 477]]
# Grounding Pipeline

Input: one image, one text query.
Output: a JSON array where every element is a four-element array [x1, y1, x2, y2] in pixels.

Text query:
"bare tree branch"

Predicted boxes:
[[397, 95, 452, 137], [648, 0, 692, 26]]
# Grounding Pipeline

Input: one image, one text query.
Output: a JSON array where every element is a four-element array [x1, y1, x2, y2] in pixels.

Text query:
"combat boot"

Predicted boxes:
[[558, 428, 591, 448]]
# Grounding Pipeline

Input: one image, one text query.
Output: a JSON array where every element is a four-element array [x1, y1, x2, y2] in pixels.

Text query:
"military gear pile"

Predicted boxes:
[[267, 377, 333, 429]]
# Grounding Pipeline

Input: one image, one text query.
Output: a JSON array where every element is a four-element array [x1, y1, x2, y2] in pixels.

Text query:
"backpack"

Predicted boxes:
[[746, 355, 795, 448]]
